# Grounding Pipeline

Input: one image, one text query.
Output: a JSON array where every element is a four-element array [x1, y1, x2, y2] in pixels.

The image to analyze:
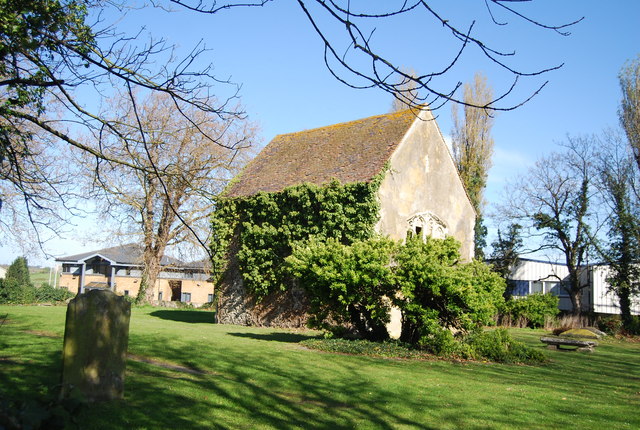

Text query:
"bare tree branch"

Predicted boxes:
[[167, 0, 582, 111]]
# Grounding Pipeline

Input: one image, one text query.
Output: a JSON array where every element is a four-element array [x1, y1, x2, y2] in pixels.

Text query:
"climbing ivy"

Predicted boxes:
[[210, 174, 385, 298]]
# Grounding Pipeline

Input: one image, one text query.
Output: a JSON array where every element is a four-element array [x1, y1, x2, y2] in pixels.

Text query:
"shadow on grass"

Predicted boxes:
[[149, 310, 215, 324], [4, 308, 639, 429], [227, 332, 317, 343], [0, 328, 64, 404], [81, 335, 434, 430]]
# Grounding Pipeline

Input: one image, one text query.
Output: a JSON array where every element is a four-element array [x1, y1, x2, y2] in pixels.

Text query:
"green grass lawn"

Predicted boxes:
[[1, 305, 639, 429]]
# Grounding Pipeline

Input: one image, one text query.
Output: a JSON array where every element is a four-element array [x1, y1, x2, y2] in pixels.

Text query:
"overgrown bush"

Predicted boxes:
[[0, 280, 73, 305], [393, 236, 505, 348], [123, 294, 137, 305], [0, 278, 35, 304], [34, 284, 74, 303], [597, 315, 640, 336], [500, 293, 559, 328], [287, 235, 506, 347], [286, 237, 396, 340]]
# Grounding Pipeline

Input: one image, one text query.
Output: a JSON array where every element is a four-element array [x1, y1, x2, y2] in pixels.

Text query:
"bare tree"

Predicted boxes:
[[451, 72, 495, 258], [0, 115, 81, 252], [168, 0, 582, 112], [1, 1, 243, 252], [619, 55, 640, 171], [83, 92, 257, 303], [503, 137, 599, 315]]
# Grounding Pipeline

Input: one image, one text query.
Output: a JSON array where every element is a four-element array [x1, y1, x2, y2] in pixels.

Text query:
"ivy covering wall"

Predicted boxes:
[[210, 175, 384, 298]]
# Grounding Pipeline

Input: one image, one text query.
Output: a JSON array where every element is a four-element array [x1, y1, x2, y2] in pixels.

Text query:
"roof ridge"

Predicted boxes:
[[272, 108, 419, 139]]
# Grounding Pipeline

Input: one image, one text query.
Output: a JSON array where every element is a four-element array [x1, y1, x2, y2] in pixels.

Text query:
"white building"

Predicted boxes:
[[508, 258, 640, 315]]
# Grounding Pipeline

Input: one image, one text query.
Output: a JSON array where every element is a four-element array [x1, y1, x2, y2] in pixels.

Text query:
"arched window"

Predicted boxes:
[[406, 211, 448, 241]]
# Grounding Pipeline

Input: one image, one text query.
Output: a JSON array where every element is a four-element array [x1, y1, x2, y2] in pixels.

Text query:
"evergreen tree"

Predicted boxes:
[[489, 223, 523, 298], [5, 256, 31, 287]]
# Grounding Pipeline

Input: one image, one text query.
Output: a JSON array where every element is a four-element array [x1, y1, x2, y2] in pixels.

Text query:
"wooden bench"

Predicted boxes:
[[540, 336, 598, 352]]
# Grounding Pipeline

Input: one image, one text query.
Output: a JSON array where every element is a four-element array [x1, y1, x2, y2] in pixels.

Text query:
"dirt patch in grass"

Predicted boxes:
[[615, 335, 640, 343], [0, 356, 22, 365], [22, 329, 61, 338], [127, 353, 214, 376]]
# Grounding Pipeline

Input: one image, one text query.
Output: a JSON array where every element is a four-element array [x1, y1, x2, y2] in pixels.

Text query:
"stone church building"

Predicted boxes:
[[217, 107, 475, 328]]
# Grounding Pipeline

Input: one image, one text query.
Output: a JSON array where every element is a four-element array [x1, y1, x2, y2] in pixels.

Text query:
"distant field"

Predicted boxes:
[[29, 267, 53, 286], [0, 265, 57, 286], [1, 305, 639, 429]]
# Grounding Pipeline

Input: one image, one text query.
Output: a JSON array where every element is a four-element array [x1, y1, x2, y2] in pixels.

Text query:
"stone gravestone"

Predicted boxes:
[[61, 289, 131, 401]]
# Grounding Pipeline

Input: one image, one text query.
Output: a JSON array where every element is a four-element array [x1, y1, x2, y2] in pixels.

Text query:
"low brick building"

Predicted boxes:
[[56, 244, 214, 306]]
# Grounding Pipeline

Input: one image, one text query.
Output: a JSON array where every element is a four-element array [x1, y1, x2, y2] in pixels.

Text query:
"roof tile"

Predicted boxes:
[[226, 109, 418, 197]]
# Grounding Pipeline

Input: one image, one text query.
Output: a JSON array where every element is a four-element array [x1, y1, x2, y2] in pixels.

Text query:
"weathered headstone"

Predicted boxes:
[[61, 289, 131, 401]]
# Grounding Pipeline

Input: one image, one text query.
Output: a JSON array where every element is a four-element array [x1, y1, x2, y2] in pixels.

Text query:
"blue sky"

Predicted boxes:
[[2, 1, 639, 265]]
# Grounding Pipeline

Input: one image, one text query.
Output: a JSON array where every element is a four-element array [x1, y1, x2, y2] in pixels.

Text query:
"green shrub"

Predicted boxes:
[[0, 278, 36, 304], [287, 235, 506, 346], [286, 237, 396, 341], [0, 280, 74, 304], [416, 326, 473, 358], [465, 328, 547, 364], [501, 293, 559, 328], [626, 317, 640, 336], [123, 294, 137, 305], [34, 284, 74, 303], [393, 236, 505, 346], [300, 329, 547, 364]]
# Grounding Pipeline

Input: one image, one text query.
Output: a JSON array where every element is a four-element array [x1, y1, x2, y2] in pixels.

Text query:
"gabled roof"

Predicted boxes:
[[226, 109, 419, 198], [56, 243, 183, 266], [182, 258, 212, 271]]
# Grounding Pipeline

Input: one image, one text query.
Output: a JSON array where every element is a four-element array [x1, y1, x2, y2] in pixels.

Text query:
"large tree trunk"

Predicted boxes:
[[568, 288, 583, 316], [618, 285, 634, 332], [139, 251, 162, 303], [565, 258, 585, 316], [135, 177, 181, 304]]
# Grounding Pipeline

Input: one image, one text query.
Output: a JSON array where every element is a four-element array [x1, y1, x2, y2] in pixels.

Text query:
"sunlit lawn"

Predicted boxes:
[[1, 305, 639, 429]]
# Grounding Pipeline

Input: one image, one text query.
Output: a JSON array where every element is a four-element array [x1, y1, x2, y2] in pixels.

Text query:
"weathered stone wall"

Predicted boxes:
[[216, 239, 310, 327], [376, 109, 475, 261], [61, 289, 131, 401]]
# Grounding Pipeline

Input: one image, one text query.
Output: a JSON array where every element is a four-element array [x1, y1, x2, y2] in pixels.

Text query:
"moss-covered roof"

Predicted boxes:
[[226, 109, 418, 198]]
